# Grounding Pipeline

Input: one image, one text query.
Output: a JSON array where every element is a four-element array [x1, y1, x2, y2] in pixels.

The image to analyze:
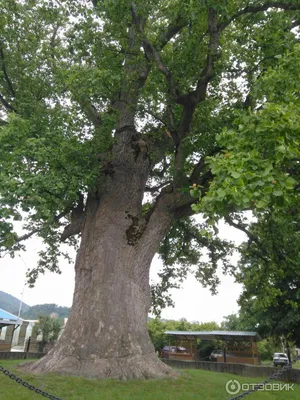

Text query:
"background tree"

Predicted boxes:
[[220, 313, 253, 331], [0, 0, 299, 379], [32, 315, 62, 352], [236, 212, 300, 347], [257, 339, 278, 362]]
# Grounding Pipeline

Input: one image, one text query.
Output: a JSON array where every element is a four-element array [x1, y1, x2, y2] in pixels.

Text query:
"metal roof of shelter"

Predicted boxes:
[[164, 330, 261, 341], [0, 308, 23, 327]]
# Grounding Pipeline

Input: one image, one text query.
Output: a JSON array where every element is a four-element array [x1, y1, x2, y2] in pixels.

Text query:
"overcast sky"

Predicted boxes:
[[0, 219, 246, 324]]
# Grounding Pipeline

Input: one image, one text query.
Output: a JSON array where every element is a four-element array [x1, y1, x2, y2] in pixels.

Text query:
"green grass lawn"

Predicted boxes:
[[293, 361, 300, 369], [0, 359, 299, 400]]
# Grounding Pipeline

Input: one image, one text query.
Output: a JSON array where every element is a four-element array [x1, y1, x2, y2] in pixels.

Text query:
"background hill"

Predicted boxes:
[[0, 290, 30, 315], [0, 291, 71, 320], [21, 304, 71, 320]]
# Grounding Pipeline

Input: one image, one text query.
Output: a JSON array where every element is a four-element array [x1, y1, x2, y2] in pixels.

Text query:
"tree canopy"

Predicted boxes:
[[194, 41, 300, 216], [0, 2, 300, 370]]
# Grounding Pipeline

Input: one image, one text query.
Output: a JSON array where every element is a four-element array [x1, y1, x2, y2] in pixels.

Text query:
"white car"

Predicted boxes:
[[210, 350, 223, 361], [273, 352, 289, 367]]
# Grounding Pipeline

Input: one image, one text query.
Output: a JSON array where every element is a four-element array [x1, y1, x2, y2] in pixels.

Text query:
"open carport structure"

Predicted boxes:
[[0, 308, 23, 351], [164, 330, 261, 365]]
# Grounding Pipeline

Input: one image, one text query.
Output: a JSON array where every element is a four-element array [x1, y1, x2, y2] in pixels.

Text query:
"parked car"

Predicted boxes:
[[209, 349, 223, 361], [160, 346, 176, 358], [273, 352, 289, 367], [160, 346, 187, 358], [209, 350, 237, 361]]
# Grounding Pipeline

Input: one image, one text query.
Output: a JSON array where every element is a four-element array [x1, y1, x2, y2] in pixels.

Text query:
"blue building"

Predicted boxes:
[[0, 308, 23, 351]]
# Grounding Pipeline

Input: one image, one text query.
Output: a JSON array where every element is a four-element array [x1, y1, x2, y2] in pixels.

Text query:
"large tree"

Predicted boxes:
[[0, 0, 299, 379], [237, 212, 300, 346]]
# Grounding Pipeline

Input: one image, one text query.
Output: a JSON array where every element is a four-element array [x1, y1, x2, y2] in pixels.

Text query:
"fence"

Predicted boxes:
[[0, 351, 44, 360], [162, 359, 300, 383], [13, 338, 56, 354], [0, 336, 55, 358]]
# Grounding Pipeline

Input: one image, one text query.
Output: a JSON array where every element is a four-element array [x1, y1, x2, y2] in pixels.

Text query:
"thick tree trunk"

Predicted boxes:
[[26, 168, 174, 379]]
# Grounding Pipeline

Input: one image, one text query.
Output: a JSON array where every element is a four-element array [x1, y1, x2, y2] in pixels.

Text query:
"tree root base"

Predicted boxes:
[[22, 352, 174, 380]]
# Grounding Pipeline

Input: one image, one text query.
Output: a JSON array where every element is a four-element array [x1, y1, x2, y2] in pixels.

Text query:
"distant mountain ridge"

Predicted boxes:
[[0, 290, 30, 316], [0, 291, 71, 320], [22, 304, 71, 320]]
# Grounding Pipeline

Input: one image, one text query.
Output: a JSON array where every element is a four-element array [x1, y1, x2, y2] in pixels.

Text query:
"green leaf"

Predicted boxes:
[[285, 177, 296, 190], [191, 203, 199, 213], [231, 171, 241, 179]]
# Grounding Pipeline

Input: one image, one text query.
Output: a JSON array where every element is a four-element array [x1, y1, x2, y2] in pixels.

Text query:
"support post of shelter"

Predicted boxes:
[[223, 346, 227, 363], [287, 347, 291, 364], [18, 321, 29, 347], [26, 336, 31, 353], [4, 325, 14, 345]]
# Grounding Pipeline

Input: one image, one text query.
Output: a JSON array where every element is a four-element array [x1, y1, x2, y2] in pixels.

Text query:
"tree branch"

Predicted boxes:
[[0, 47, 15, 97], [224, 217, 260, 245], [130, 3, 180, 100], [140, 105, 179, 148], [149, 156, 171, 179], [60, 193, 86, 241], [155, 15, 188, 51], [60, 214, 85, 241], [15, 229, 39, 244], [12, 208, 71, 246], [290, 19, 300, 30], [50, 23, 61, 60], [141, 38, 178, 99], [190, 157, 206, 184], [224, 216, 273, 265], [145, 181, 172, 193], [78, 98, 102, 127], [170, 146, 222, 215], [188, 8, 221, 105], [175, 8, 220, 112], [172, 10, 221, 184], [220, 2, 300, 31], [140, 107, 167, 126], [0, 92, 15, 112]]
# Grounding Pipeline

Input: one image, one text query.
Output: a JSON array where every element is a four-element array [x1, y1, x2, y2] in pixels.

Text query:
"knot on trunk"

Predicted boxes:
[[131, 139, 148, 161], [125, 213, 146, 246]]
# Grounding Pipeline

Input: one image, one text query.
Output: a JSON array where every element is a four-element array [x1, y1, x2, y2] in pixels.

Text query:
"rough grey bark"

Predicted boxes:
[[25, 133, 174, 379]]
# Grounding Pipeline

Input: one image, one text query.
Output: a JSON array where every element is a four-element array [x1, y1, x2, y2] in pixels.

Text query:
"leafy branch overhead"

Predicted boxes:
[[0, 0, 299, 299]]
